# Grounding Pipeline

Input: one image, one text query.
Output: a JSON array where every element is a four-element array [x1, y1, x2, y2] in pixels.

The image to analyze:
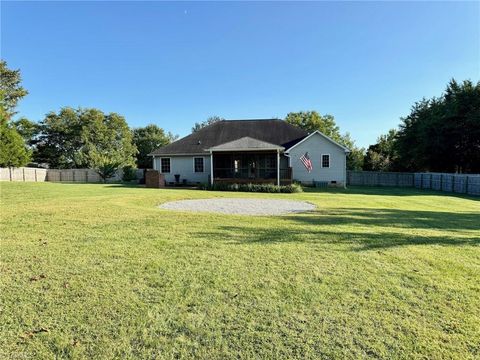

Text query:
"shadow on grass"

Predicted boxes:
[[287, 208, 480, 231], [52, 182, 142, 188], [103, 183, 144, 188], [102, 184, 203, 190], [196, 207, 480, 251], [305, 186, 479, 200], [211, 227, 479, 251]]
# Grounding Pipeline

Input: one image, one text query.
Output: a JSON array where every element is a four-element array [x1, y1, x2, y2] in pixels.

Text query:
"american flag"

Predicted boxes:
[[300, 152, 313, 172]]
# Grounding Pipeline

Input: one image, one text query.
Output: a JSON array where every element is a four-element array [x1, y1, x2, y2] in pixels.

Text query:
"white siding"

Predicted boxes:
[[153, 155, 211, 184], [287, 133, 347, 186]]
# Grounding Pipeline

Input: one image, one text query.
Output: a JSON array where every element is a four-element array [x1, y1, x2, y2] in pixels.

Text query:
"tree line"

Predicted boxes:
[[2, 59, 478, 178], [0, 60, 177, 181], [279, 80, 479, 174], [364, 79, 479, 173]]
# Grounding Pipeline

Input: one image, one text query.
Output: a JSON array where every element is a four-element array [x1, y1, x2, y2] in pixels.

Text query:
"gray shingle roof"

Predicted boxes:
[[208, 137, 284, 151], [149, 119, 308, 156]]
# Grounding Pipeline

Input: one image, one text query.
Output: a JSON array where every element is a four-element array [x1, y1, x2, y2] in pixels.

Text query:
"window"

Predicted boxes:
[[160, 158, 171, 173], [321, 154, 330, 168], [194, 157, 204, 173]]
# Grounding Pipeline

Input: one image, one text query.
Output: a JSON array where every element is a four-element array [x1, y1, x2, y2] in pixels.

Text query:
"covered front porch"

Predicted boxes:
[[208, 137, 292, 186]]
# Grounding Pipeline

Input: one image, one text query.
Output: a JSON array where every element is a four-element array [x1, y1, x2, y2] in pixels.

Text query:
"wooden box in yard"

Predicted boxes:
[[145, 170, 165, 188]]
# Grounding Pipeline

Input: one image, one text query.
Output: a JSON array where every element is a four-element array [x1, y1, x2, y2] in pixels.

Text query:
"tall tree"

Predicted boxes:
[[0, 118, 31, 167], [363, 129, 398, 171], [34, 107, 85, 168], [341, 132, 365, 171], [0, 60, 29, 118], [12, 117, 38, 147], [35, 107, 137, 180], [0, 60, 31, 166], [285, 111, 341, 141], [192, 115, 224, 133], [285, 111, 364, 170], [79, 110, 137, 182], [132, 124, 177, 168], [395, 79, 480, 173]]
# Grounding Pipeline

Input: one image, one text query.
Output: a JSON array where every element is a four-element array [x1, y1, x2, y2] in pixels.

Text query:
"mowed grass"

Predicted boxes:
[[1, 183, 479, 359]]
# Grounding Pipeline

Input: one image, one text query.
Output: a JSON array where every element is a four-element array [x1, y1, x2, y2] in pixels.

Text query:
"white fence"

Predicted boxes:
[[0, 167, 144, 183], [0, 167, 48, 182]]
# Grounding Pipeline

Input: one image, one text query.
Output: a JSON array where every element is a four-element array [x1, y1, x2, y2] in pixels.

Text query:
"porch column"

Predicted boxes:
[[210, 151, 214, 185], [277, 149, 280, 186]]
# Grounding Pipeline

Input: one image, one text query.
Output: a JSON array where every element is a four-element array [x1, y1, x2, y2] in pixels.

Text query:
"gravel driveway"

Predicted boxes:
[[159, 198, 315, 216]]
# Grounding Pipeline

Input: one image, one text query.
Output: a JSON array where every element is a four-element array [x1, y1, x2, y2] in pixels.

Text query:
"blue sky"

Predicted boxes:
[[1, 1, 479, 147]]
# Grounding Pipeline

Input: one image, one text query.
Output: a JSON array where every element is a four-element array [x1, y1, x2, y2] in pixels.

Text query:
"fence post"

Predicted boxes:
[[429, 174, 432, 189], [86, 170, 89, 183], [465, 175, 469, 194], [34, 168, 37, 182], [440, 174, 443, 191], [73, 170, 75, 182], [22, 167, 25, 182], [420, 173, 423, 189]]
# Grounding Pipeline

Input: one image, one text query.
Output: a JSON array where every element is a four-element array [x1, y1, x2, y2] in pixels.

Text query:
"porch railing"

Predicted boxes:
[[213, 167, 292, 184]]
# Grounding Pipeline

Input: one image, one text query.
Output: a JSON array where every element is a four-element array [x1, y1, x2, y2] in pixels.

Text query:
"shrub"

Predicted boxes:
[[280, 184, 303, 193], [200, 183, 303, 193], [122, 166, 138, 182]]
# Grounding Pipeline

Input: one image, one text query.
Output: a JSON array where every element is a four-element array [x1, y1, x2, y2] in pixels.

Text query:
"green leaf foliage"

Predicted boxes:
[[341, 132, 364, 171], [79, 110, 137, 181], [285, 111, 341, 140], [0, 61, 31, 167], [34, 108, 137, 180], [34, 107, 85, 168], [363, 129, 399, 171], [132, 124, 177, 168], [12, 117, 38, 147], [122, 165, 138, 182], [0, 60, 28, 118], [395, 79, 480, 173], [201, 182, 303, 193], [0, 118, 31, 167]]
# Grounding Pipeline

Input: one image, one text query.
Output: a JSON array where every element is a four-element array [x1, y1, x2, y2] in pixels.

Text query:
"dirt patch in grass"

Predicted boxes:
[[159, 198, 316, 215]]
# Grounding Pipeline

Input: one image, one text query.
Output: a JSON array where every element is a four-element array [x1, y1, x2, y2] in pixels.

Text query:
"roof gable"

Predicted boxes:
[[208, 137, 284, 151], [285, 130, 350, 153]]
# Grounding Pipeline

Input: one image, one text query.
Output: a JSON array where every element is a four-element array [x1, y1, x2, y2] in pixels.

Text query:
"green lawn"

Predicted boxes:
[[1, 182, 479, 359]]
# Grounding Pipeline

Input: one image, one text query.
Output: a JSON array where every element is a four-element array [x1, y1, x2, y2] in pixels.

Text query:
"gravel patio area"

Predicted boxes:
[[159, 198, 315, 215]]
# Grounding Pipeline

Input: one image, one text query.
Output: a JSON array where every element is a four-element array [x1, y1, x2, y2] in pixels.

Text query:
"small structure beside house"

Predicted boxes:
[[149, 119, 350, 186]]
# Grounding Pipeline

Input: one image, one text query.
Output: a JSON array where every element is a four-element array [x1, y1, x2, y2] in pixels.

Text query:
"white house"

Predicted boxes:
[[149, 119, 349, 187]]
